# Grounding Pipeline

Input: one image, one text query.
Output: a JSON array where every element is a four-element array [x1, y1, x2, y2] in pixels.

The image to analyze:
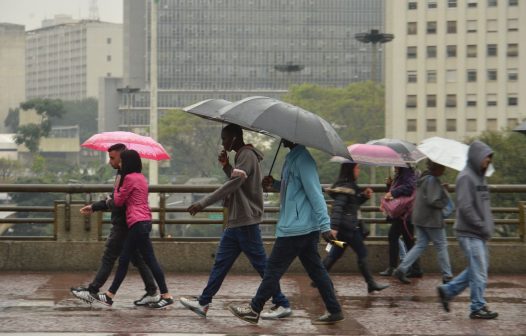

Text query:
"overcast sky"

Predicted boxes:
[[0, 0, 122, 30]]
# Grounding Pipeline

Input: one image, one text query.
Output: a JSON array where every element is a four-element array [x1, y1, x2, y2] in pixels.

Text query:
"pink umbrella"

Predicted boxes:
[[331, 143, 408, 167], [81, 131, 170, 161]]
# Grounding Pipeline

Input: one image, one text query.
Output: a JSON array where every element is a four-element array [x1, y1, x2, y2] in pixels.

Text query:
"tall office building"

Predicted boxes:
[[111, 0, 385, 132], [26, 16, 123, 101], [0, 23, 25, 133], [385, 0, 525, 143]]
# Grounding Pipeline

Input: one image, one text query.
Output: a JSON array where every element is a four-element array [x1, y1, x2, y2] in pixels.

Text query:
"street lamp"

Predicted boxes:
[[354, 29, 394, 82]]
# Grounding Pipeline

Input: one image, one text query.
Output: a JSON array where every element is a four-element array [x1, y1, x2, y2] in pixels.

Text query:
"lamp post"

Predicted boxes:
[[354, 29, 394, 82]]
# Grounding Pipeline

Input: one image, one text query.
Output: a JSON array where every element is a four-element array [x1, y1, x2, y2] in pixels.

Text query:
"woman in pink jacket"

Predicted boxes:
[[91, 149, 173, 309]]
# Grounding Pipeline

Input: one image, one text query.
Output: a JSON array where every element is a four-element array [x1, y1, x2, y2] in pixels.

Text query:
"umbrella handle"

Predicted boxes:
[[268, 139, 283, 176]]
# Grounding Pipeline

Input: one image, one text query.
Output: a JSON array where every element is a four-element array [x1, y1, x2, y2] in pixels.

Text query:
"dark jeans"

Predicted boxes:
[[251, 231, 341, 314], [88, 224, 157, 294], [199, 224, 289, 308], [328, 229, 367, 263], [109, 221, 168, 295], [388, 218, 416, 268]]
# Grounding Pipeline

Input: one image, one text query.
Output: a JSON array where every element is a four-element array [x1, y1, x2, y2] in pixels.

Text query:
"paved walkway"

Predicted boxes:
[[0, 272, 525, 335]]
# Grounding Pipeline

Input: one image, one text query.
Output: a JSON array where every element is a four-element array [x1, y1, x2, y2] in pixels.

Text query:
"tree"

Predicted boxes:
[[50, 98, 98, 142], [4, 108, 19, 132], [0, 158, 20, 182]]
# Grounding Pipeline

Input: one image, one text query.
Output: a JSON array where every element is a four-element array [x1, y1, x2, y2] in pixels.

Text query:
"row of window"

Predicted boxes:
[[406, 118, 520, 133], [408, 0, 518, 10], [407, 44, 519, 58], [407, 69, 518, 83], [406, 94, 518, 108], [407, 19, 518, 35]]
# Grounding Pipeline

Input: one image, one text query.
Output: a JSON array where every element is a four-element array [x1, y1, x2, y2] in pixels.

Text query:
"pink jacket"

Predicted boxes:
[[113, 172, 151, 227]]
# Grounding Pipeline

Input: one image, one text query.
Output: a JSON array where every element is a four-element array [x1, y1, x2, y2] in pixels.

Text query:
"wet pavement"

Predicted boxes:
[[0, 272, 525, 335]]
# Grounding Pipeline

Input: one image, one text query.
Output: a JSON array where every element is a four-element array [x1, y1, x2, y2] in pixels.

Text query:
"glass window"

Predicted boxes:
[[446, 70, 457, 82], [446, 119, 457, 132], [408, 22, 417, 35], [407, 119, 417, 132], [468, 0, 478, 7], [467, 20, 477, 33], [106, 55, 112, 61], [507, 118, 519, 128], [487, 19, 498, 32], [427, 70, 437, 83], [447, 45, 457, 57], [507, 44, 518, 57], [427, 22, 437, 34], [508, 95, 518, 106], [467, 70, 477, 82], [106, 38, 112, 44], [446, 94, 457, 107], [467, 45, 477, 57], [427, 46, 437, 58], [509, 0, 518, 6], [466, 119, 477, 132], [487, 94, 498, 106], [407, 46, 417, 58], [407, 95, 417, 108], [427, 119, 437, 132], [488, 0, 498, 6], [428, 0, 437, 8], [427, 94, 437, 107], [447, 21, 457, 33], [487, 69, 497, 81], [408, 1, 417, 9], [487, 119, 498, 131], [508, 19, 519, 31], [448, 0, 457, 7], [467, 94, 477, 106], [508, 68, 518, 81], [487, 44, 498, 56], [407, 71, 417, 83]]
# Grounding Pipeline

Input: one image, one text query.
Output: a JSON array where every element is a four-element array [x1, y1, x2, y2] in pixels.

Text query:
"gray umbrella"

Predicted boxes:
[[513, 121, 526, 134], [217, 96, 350, 159], [367, 138, 425, 164], [183, 99, 232, 121]]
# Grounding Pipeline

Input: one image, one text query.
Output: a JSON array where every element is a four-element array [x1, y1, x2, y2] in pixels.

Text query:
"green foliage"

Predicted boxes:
[[51, 98, 98, 142], [14, 124, 42, 153], [4, 108, 19, 132], [0, 158, 20, 182]]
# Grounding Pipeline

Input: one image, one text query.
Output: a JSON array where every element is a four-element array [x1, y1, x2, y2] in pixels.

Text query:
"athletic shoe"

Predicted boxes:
[[70, 288, 94, 304], [91, 292, 113, 307], [179, 296, 209, 317], [134, 292, 160, 306], [312, 311, 344, 325], [148, 297, 174, 309], [437, 286, 450, 312], [228, 303, 260, 324], [260, 305, 292, 319], [470, 307, 498, 319]]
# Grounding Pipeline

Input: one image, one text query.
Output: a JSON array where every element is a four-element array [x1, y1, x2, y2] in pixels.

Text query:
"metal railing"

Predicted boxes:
[[0, 184, 524, 242]]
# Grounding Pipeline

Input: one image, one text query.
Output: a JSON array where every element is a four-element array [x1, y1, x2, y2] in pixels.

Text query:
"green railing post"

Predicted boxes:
[[519, 201, 526, 242]]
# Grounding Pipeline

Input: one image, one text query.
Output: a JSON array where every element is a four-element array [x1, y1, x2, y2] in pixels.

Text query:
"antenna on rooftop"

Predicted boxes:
[[89, 0, 100, 20]]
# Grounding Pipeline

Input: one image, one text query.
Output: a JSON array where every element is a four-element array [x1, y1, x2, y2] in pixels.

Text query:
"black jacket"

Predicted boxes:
[[91, 172, 127, 228], [326, 181, 368, 233]]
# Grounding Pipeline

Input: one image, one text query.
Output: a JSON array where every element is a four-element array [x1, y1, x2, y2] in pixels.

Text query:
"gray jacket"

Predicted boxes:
[[454, 140, 495, 241], [198, 145, 264, 228], [412, 172, 449, 228]]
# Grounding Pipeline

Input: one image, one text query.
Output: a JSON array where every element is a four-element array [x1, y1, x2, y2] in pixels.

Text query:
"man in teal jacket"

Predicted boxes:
[[228, 140, 343, 325]]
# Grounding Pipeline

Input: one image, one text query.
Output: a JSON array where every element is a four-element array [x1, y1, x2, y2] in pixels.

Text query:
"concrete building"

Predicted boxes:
[[0, 23, 25, 133], [25, 16, 123, 101], [385, 0, 526, 143], [102, 0, 385, 132]]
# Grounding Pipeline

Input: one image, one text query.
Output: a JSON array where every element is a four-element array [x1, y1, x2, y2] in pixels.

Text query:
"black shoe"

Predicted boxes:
[[442, 275, 453, 284], [394, 268, 411, 284], [91, 292, 113, 307], [312, 311, 344, 325], [437, 286, 450, 312], [148, 297, 174, 309], [367, 282, 389, 293], [310, 281, 317, 288], [406, 270, 424, 278], [228, 303, 260, 324], [379, 267, 394, 276], [470, 307, 498, 319]]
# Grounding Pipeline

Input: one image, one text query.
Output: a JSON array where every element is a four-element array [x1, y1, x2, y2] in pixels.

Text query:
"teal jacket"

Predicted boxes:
[[273, 145, 331, 237]]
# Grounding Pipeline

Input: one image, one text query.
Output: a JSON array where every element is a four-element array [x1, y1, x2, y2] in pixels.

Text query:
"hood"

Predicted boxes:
[[416, 170, 432, 186], [466, 141, 493, 176], [237, 144, 264, 162]]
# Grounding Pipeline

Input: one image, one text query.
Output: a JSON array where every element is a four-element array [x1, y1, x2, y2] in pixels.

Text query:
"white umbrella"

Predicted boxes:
[[183, 99, 231, 121], [417, 137, 494, 176]]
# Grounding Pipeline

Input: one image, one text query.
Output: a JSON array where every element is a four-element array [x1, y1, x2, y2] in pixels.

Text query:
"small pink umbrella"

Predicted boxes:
[[331, 143, 408, 167], [81, 131, 170, 161]]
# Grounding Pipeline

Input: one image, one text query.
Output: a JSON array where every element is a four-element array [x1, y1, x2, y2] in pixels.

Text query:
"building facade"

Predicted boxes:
[[109, 0, 385, 132], [0, 23, 25, 133], [25, 17, 123, 101], [386, 0, 525, 143]]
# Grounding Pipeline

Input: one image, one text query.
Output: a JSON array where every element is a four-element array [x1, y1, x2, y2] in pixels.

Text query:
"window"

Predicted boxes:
[[507, 44, 518, 57], [488, 0, 498, 6], [427, 22, 437, 34], [446, 70, 457, 82], [428, 0, 437, 8], [467, 20, 477, 33], [408, 22, 417, 35], [509, 0, 518, 5], [487, 94, 498, 106], [467, 70, 477, 82], [508, 19, 519, 31], [448, 0, 457, 7], [447, 21, 457, 33], [407, 119, 417, 132], [407, 95, 417, 108], [487, 44, 498, 56], [427, 95, 437, 107], [508, 68, 518, 81], [427, 70, 437, 83], [427, 119, 437, 132], [407, 71, 417, 83], [446, 45, 457, 57], [427, 46, 437, 58], [487, 69, 497, 81], [446, 119, 457, 132], [467, 45, 477, 57], [407, 46, 417, 59], [467, 94, 477, 106], [446, 94, 457, 107], [466, 119, 477, 132], [487, 119, 498, 131], [468, 0, 478, 7], [408, 1, 417, 9], [106, 38, 112, 44], [487, 19, 498, 32], [508, 95, 518, 106], [507, 118, 519, 128]]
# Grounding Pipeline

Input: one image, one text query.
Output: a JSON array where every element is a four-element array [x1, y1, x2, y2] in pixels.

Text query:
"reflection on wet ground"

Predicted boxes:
[[0, 272, 525, 335]]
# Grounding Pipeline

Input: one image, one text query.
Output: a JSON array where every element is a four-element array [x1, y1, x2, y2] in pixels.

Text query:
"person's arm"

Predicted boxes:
[[390, 181, 415, 198], [90, 199, 109, 212], [112, 176, 133, 207], [456, 175, 485, 228], [424, 177, 449, 209]]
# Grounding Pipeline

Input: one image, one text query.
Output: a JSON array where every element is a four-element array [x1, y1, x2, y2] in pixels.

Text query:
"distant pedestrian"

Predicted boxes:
[[437, 141, 498, 319]]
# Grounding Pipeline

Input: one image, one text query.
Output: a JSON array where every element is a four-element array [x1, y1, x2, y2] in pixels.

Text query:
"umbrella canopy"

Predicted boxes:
[[217, 96, 350, 159], [345, 143, 408, 167], [417, 137, 494, 176], [81, 131, 170, 161], [513, 120, 526, 134], [183, 99, 231, 121], [367, 138, 425, 163]]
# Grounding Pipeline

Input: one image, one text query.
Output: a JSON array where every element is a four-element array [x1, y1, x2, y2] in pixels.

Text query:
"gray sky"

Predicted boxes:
[[0, 0, 122, 30]]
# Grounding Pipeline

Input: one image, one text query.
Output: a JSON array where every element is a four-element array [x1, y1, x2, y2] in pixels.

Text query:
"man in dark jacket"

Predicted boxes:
[[70, 143, 158, 306], [437, 140, 498, 319]]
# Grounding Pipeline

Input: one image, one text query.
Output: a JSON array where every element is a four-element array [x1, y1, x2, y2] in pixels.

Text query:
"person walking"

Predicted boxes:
[[228, 140, 343, 325], [379, 166, 423, 278], [71, 143, 158, 306], [320, 162, 388, 293], [90, 149, 174, 308], [179, 123, 291, 319], [394, 160, 453, 284], [437, 141, 498, 319]]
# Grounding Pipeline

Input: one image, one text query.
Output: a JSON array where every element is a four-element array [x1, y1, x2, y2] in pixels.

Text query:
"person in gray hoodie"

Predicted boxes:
[[437, 140, 498, 320], [180, 123, 291, 319], [394, 159, 453, 285]]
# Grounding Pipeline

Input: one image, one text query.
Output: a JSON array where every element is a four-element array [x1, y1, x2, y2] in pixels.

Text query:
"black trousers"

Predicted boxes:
[[388, 218, 415, 268]]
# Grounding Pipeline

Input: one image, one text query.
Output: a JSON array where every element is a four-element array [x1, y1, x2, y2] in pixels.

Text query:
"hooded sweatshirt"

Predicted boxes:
[[411, 171, 449, 228], [198, 145, 264, 228], [454, 140, 494, 241]]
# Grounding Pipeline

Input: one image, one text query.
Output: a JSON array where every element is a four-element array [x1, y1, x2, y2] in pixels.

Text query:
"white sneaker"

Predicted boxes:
[[179, 296, 209, 317], [70, 288, 94, 304], [260, 305, 292, 319], [134, 292, 160, 306]]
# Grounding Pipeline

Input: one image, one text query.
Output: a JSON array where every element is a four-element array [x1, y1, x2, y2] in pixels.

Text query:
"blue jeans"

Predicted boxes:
[[440, 236, 489, 313], [398, 226, 452, 277], [109, 221, 169, 295], [198, 224, 289, 308], [251, 231, 341, 314]]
